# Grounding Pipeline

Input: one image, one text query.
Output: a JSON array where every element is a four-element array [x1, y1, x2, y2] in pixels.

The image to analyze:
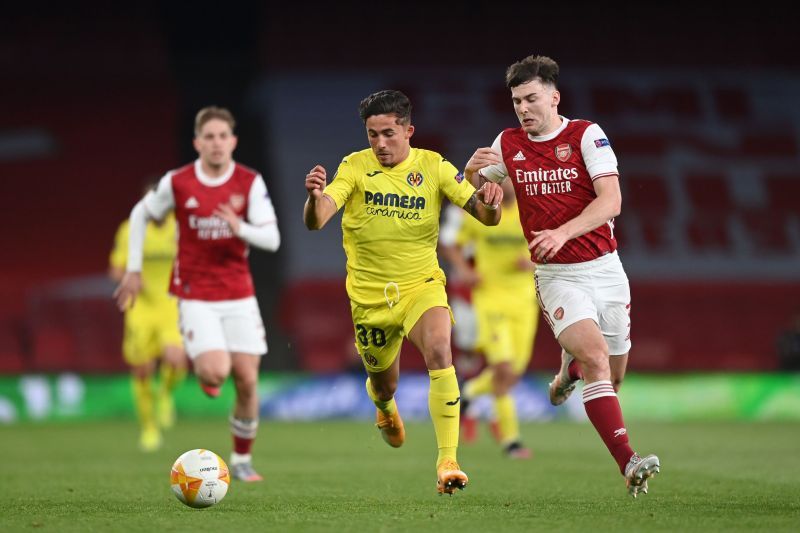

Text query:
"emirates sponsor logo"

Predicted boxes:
[[555, 143, 572, 162]]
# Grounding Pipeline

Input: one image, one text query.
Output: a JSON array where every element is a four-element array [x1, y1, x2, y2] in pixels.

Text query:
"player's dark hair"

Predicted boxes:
[[358, 90, 412, 125], [505, 55, 559, 89], [194, 106, 236, 136]]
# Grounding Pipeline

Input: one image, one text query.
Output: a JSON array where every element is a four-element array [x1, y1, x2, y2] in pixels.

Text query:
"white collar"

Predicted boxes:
[[194, 159, 234, 187], [527, 116, 569, 142]]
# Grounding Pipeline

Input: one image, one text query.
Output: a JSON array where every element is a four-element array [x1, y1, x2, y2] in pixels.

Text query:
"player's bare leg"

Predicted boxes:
[[367, 359, 405, 447], [229, 352, 262, 482], [559, 319, 659, 496], [192, 349, 230, 398], [408, 307, 468, 494]]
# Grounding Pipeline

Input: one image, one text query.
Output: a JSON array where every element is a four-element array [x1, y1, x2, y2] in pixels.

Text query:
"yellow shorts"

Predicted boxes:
[[473, 290, 539, 375], [122, 300, 182, 366], [350, 278, 453, 373]]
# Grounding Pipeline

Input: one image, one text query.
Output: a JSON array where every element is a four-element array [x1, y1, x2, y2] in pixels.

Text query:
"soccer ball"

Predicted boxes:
[[170, 449, 231, 508]]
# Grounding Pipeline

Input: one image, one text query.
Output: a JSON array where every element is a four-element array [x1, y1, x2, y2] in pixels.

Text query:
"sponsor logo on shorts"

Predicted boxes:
[[554, 307, 564, 320], [555, 144, 572, 162], [187, 330, 194, 341]]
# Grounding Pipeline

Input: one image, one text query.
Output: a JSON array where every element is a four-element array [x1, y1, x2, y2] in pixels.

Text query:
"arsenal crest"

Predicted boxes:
[[229, 194, 245, 211], [555, 144, 572, 162], [407, 172, 424, 187]]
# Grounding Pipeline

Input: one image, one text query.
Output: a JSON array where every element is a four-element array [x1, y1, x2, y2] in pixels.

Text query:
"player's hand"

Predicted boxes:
[[456, 268, 482, 288], [465, 147, 502, 179], [214, 203, 241, 234], [305, 165, 327, 199], [529, 228, 569, 262], [476, 181, 503, 209], [113, 272, 142, 312]]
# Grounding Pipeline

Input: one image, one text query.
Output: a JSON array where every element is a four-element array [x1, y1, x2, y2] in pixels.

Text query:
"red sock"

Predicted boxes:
[[568, 359, 583, 381], [582, 380, 634, 474], [233, 435, 254, 455]]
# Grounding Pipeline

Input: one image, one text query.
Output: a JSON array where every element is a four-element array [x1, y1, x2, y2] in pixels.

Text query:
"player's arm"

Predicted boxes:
[[113, 174, 174, 311], [462, 182, 503, 226], [465, 132, 507, 188], [529, 175, 621, 262], [214, 175, 280, 251], [108, 222, 128, 283], [303, 164, 339, 230]]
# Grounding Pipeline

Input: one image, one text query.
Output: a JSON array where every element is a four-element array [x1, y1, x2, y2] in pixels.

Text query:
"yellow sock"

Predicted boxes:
[[464, 367, 494, 399], [494, 394, 520, 445], [366, 378, 397, 415], [158, 363, 186, 397], [428, 366, 460, 465], [131, 375, 156, 432]]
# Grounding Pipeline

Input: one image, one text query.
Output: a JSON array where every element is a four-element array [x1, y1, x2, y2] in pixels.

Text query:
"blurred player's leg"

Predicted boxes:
[[461, 367, 493, 443], [157, 344, 187, 429], [131, 365, 160, 452], [229, 352, 262, 482]]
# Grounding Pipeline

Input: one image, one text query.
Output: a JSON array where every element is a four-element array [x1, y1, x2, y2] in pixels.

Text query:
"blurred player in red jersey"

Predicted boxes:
[[114, 106, 280, 482], [465, 55, 660, 497]]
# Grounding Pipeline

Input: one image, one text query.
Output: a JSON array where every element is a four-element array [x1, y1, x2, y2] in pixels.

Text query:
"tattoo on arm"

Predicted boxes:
[[464, 192, 478, 218]]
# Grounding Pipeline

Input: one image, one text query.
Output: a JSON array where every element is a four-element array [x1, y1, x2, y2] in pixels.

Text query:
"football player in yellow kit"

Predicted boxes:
[[109, 206, 187, 451], [440, 177, 538, 458], [303, 90, 503, 495]]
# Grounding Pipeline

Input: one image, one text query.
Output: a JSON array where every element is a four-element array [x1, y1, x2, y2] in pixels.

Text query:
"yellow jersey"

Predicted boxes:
[[456, 200, 535, 297], [324, 147, 476, 306], [109, 213, 178, 307]]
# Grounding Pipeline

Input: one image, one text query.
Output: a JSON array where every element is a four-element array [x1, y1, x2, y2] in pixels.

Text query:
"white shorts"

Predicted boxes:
[[534, 251, 631, 356], [178, 296, 267, 359]]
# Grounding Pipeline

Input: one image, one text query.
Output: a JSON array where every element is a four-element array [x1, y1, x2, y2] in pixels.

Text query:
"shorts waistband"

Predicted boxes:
[[534, 251, 619, 273]]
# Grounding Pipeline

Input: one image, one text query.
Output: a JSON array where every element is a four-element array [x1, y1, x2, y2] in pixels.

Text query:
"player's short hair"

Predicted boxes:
[[358, 90, 412, 125], [194, 106, 236, 136], [505, 55, 559, 89]]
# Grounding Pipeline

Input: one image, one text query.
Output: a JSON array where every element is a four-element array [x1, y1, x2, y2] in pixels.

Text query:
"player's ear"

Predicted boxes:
[[406, 124, 415, 140], [231, 134, 238, 151], [552, 89, 561, 107], [192, 136, 201, 153]]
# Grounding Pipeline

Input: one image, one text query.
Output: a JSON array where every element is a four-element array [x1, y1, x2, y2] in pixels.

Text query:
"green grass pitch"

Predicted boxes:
[[4, 419, 799, 532]]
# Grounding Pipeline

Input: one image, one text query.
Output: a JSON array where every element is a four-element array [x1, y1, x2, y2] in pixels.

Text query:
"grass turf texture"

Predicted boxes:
[[4, 420, 799, 532]]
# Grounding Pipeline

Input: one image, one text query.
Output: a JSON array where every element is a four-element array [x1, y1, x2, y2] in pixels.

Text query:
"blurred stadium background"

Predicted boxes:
[[2, 2, 799, 425]]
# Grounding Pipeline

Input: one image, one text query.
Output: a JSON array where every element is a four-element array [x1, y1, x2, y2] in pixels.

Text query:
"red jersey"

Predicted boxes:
[[144, 160, 276, 301], [480, 118, 620, 264]]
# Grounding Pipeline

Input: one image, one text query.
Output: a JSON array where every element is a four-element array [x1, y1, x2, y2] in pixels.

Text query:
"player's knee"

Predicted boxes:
[[611, 375, 623, 392], [423, 339, 452, 370], [579, 348, 609, 375]]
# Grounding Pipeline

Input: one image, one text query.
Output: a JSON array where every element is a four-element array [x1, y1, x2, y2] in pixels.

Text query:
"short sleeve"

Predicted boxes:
[[322, 158, 356, 210], [581, 123, 619, 180], [478, 132, 509, 184], [438, 158, 476, 208]]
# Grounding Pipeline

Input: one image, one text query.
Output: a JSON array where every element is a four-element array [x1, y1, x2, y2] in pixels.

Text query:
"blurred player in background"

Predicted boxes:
[[114, 106, 280, 482], [303, 90, 503, 495], [439, 177, 538, 459], [465, 55, 660, 497], [109, 187, 187, 452]]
